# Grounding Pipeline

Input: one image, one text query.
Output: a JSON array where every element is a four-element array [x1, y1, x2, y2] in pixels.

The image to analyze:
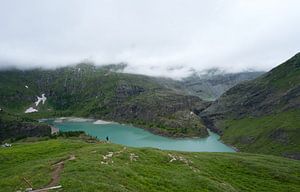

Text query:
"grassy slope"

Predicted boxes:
[[203, 53, 300, 158], [220, 110, 300, 158], [263, 53, 300, 89], [0, 138, 300, 192]]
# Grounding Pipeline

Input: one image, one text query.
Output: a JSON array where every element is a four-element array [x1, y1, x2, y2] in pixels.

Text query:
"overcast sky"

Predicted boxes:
[[0, 0, 299, 78]]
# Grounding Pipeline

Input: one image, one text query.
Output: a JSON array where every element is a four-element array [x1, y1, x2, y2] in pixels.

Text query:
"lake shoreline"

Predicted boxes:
[[42, 116, 209, 139], [42, 117, 237, 152], [44, 117, 236, 152]]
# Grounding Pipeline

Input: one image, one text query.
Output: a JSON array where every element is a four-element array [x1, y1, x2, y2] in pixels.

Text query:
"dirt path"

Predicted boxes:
[[46, 155, 76, 189], [46, 161, 64, 187], [22, 155, 75, 192]]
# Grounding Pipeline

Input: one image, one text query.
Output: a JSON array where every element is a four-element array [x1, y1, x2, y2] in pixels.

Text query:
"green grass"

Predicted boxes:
[[261, 53, 300, 89], [1, 138, 300, 192], [221, 110, 300, 157]]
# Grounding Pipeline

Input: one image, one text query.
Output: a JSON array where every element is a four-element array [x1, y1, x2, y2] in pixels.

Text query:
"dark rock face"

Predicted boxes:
[[202, 80, 300, 133], [201, 115, 221, 134], [98, 92, 211, 137], [0, 115, 51, 142], [269, 129, 289, 145], [110, 94, 206, 120], [202, 53, 300, 123], [283, 152, 300, 160], [115, 83, 145, 99], [239, 136, 256, 145], [199, 53, 300, 159]]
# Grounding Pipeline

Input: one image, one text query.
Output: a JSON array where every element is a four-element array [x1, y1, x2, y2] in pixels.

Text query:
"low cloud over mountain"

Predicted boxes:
[[0, 0, 300, 78]]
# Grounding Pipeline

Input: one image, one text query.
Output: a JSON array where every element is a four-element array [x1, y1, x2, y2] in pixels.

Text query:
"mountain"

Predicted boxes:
[[1, 54, 299, 159], [93, 64, 264, 101], [202, 53, 300, 159], [181, 69, 264, 101], [0, 63, 209, 138], [1, 137, 300, 191], [1, 56, 300, 191]]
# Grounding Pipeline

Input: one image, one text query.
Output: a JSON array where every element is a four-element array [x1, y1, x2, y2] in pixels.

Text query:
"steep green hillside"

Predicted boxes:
[[0, 64, 209, 138], [203, 53, 300, 158], [221, 110, 300, 159], [1, 138, 299, 192], [204, 53, 300, 118]]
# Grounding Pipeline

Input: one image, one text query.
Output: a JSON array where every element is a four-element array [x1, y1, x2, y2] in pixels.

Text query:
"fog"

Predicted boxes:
[[0, 0, 299, 78]]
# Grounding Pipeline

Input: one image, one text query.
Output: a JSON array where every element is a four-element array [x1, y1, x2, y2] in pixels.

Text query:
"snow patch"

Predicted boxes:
[[66, 117, 94, 122], [54, 117, 93, 123], [25, 85, 28, 89], [38, 118, 48, 122], [53, 117, 113, 124], [2, 143, 12, 147], [25, 107, 38, 113], [53, 117, 67, 123], [93, 120, 113, 124], [35, 94, 47, 106], [24, 93, 47, 113]]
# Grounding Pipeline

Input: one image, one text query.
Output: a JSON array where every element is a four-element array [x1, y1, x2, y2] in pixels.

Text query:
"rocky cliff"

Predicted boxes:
[[0, 110, 51, 142]]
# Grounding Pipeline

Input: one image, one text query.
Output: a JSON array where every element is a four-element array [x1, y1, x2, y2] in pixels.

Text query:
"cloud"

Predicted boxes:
[[0, 0, 299, 78]]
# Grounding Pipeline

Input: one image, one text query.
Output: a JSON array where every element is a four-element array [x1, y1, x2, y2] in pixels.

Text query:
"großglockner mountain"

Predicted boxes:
[[202, 53, 300, 159], [0, 63, 209, 140]]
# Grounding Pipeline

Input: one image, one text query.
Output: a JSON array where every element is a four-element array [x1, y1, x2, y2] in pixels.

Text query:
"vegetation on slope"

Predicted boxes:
[[204, 53, 300, 118], [0, 63, 209, 138], [202, 53, 300, 158], [1, 138, 300, 192], [220, 110, 300, 159]]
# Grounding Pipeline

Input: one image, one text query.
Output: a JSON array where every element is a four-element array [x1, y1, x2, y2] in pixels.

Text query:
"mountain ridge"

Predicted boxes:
[[201, 53, 300, 159]]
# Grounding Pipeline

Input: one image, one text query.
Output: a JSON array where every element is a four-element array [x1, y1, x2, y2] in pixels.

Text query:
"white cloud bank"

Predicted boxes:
[[0, 0, 299, 78]]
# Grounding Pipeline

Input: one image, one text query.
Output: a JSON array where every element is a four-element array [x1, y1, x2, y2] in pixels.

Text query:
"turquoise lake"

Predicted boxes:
[[46, 118, 235, 152]]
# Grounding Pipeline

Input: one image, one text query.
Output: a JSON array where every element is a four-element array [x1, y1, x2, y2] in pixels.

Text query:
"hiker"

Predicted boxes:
[[106, 136, 109, 141]]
